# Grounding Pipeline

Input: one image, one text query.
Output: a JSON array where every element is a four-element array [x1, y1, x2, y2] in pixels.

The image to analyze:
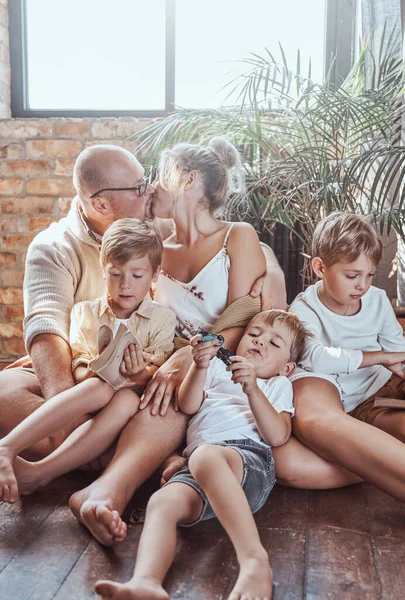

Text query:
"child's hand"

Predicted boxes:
[[381, 352, 405, 367], [120, 343, 151, 381], [226, 356, 259, 394], [381, 352, 405, 379], [190, 334, 219, 369]]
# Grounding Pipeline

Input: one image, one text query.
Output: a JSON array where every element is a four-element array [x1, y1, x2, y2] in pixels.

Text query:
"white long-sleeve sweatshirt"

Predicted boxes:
[[290, 281, 405, 412]]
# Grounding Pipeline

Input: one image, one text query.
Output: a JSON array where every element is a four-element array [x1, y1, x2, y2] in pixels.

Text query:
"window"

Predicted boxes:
[[9, 0, 355, 117]]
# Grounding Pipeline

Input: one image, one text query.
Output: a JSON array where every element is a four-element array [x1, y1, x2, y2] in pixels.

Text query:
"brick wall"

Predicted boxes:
[[0, 117, 153, 360]]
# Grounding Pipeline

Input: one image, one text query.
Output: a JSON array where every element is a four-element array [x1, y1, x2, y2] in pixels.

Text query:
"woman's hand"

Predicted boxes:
[[119, 343, 151, 381], [249, 266, 287, 310], [140, 346, 192, 416]]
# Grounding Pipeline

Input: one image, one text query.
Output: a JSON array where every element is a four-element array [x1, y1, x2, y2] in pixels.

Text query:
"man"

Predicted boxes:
[[0, 144, 286, 545]]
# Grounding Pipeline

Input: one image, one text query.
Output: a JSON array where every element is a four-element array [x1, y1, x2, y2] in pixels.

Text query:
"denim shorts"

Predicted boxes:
[[164, 438, 276, 527]]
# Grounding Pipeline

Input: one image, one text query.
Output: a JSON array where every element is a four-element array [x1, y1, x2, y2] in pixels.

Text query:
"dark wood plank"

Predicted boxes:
[[373, 536, 405, 600], [365, 483, 405, 540], [54, 526, 142, 600], [306, 529, 381, 599], [260, 529, 306, 600], [0, 495, 92, 600], [0, 492, 66, 573], [308, 484, 370, 534], [167, 529, 235, 600], [255, 484, 309, 530]]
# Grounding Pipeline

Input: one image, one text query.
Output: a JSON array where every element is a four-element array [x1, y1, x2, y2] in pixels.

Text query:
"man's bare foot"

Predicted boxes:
[[228, 554, 273, 600], [70, 489, 127, 546], [95, 577, 169, 600], [0, 445, 19, 503], [159, 453, 186, 487]]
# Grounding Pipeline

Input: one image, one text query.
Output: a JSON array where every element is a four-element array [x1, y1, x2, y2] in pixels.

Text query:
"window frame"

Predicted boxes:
[[9, 0, 355, 118]]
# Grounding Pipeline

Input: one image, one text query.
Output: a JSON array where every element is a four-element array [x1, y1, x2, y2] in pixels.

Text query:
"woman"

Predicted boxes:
[[141, 137, 358, 490]]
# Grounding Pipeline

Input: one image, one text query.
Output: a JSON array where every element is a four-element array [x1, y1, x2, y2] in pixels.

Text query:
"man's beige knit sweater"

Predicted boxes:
[[23, 197, 105, 353]]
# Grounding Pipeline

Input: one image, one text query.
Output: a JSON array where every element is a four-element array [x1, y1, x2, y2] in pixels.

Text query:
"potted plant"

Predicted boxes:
[[132, 35, 405, 297]]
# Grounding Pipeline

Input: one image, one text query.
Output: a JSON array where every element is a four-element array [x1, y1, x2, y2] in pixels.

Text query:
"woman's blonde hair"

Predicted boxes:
[[312, 212, 383, 267], [158, 137, 244, 214], [100, 218, 163, 273]]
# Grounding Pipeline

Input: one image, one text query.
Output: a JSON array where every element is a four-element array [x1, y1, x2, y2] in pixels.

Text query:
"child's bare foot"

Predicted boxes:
[[13, 456, 46, 496], [159, 453, 186, 486], [95, 577, 169, 599], [228, 553, 273, 600], [0, 446, 19, 503], [70, 489, 127, 546]]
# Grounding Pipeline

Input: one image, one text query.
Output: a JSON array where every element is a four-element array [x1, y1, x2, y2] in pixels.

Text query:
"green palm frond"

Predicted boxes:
[[130, 33, 405, 285]]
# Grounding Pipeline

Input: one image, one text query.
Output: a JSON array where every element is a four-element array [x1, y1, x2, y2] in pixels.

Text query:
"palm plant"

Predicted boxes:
[[132, 32, 405, 289]]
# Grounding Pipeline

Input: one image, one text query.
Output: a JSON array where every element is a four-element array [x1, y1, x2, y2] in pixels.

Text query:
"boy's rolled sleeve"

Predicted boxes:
[[69, 303, 93, 368], [144, 308, 177, 367], [300, 339, 364, 374]]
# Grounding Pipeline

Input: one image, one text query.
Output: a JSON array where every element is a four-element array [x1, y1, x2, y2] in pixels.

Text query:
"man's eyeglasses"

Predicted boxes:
[[90, 166, 154, 199]]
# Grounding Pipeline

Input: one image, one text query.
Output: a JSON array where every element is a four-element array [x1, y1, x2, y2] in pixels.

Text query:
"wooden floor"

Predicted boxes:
[[1, 473, 404, 600]]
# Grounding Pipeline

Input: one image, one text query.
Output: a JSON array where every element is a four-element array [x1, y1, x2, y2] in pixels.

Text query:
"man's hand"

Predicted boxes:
[[190, 334, 219, 369], [140, 347, 191, 416], [249, 266, 287, 311], [226, 355, 259, 394], [120, 343, 151, 382]]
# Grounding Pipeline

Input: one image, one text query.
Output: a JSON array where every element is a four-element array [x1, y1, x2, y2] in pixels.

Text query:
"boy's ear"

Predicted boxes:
[[312, 256, 325, 279], [279, 362, 296, 378]]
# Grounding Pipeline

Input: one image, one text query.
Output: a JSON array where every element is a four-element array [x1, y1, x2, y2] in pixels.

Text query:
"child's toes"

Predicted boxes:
[[9, 482, 19, 503]]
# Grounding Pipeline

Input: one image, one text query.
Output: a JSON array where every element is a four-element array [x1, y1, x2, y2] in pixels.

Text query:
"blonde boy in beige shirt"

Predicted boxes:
[[0, 219, 176, 507]]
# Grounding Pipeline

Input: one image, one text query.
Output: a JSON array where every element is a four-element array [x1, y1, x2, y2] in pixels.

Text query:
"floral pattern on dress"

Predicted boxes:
[[160, 269, 205, 301]]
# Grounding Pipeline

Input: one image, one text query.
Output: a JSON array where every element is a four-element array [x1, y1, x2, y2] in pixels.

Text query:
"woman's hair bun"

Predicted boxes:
[[207, 137, 242, 169]]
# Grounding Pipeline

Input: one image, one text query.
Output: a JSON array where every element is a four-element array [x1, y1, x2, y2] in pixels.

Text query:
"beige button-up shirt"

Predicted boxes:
[[69, 294, 176, 369]]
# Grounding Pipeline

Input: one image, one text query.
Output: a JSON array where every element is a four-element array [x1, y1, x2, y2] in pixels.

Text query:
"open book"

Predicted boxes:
[[89, 323, 138, 391]]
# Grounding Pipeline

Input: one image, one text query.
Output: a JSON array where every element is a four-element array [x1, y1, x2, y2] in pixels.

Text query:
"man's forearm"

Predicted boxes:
[[30, 334, 75, 400]]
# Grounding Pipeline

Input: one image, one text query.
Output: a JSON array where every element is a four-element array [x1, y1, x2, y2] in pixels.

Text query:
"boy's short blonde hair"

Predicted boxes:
[[100, 218, 163, 273], [248, 309, 310, 363], [312, 212, 383, 267]]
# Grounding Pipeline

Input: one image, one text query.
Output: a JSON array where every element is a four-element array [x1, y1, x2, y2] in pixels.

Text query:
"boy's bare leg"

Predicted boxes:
[[95, 483, 202, 599], [69, 406, 188, 546], [273, 435, 361, 489], [0, 377, 114, 503], [14, 389, 140, 498], [188, 444, 273, 600], [293, 378, 405, 501]]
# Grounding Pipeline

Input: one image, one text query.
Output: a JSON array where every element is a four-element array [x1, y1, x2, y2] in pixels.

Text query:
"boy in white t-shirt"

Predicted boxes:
[[0, 219, 176, 507], [290, 212, 405, 420], [289, 212, 405, 501], [95, 310, 309, 600]]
